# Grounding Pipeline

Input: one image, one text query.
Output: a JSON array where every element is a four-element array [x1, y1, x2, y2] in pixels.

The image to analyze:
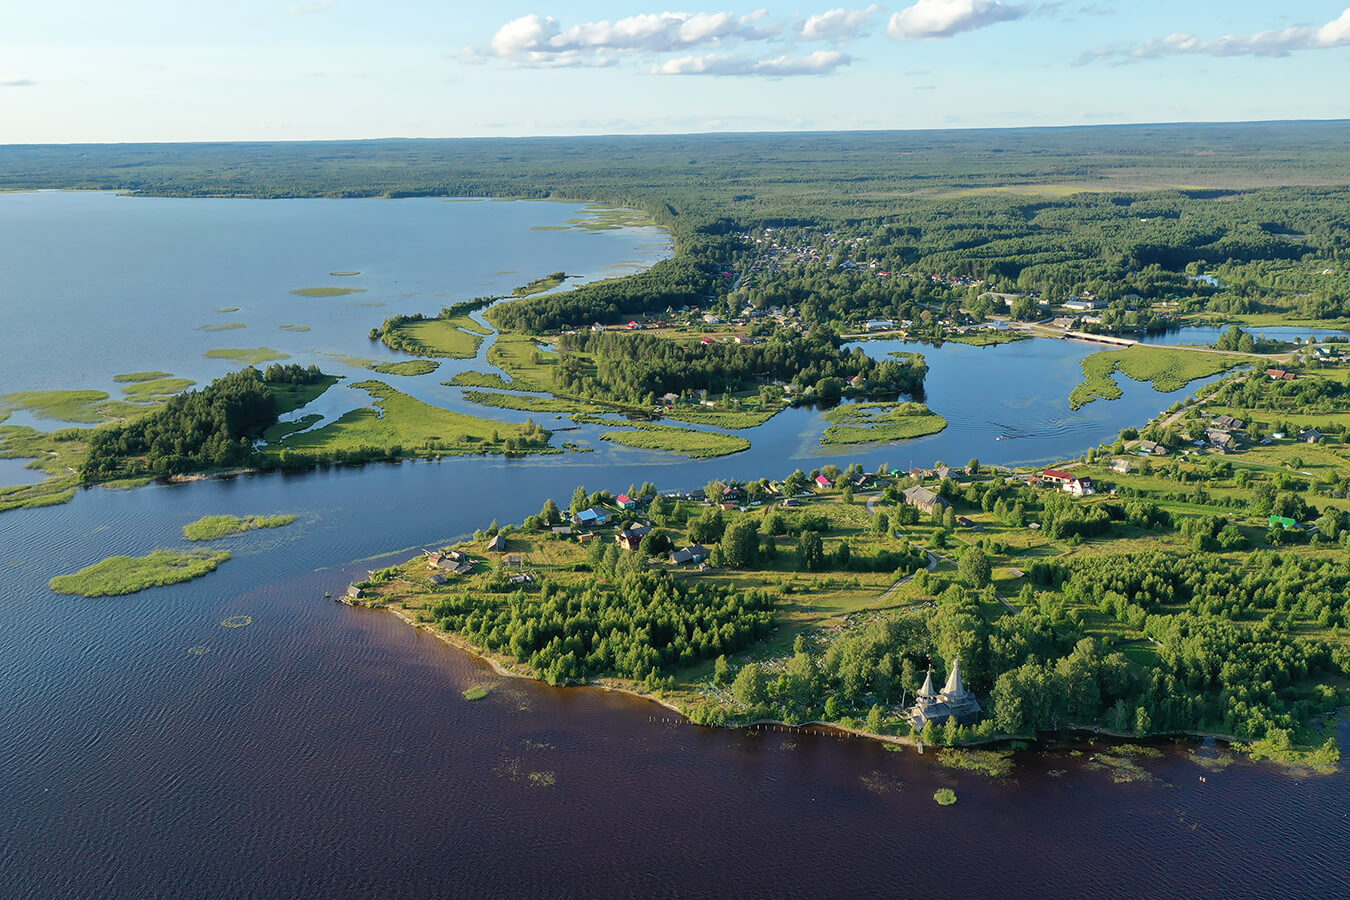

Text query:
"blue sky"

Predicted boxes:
[[1, 1, 1347, 142]]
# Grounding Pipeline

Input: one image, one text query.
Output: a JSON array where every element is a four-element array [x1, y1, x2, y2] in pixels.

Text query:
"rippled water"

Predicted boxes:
[[2, 195, 1347, 898]]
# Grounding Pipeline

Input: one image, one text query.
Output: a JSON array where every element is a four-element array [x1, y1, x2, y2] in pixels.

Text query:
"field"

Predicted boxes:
[[821, 402, 948, 445], [1070, 346, 1250, 409], [183, 513, 297, 541], [49, 549, 232, 597]]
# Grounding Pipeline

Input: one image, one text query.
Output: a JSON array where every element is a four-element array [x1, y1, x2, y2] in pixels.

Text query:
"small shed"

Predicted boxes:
[[486, 533, 507, 552]]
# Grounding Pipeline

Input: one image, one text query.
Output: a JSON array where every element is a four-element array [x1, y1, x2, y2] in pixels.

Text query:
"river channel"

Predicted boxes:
[[1, 193, 1346, 898]]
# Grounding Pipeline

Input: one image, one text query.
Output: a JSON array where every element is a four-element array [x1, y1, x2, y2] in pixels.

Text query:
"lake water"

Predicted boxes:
[[2, 193, 1347, 898], [1137, 324, 1350, 347]]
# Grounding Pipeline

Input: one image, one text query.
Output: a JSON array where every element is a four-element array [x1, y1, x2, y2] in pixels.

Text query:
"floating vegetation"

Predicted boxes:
[[204, 347, 290, 365], [279, 324, 311, 332], [1083, 747, 1160, 784], [527, 771, 557, 787], [49, 549, 232, 597], [933, 788, 958, 806], [217, 306, 240, 313], [1046, 768, 1068, 778], [290, 286, 367, 297], [935, 748, 1015, 779], [202, 322, 246, 332], [861, 771, 904, 794], [114, 371, 173, 383], [463, 685, 490, 701], [183, 513, 297, 542], [1190, 751, 1237, 772], [187, 645, 211, 656], [329, 271, 361, 276], [221, 614, 253, 628]]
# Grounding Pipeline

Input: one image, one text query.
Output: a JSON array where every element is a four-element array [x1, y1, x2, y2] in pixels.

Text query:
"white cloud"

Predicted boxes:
[[800, 5, 884, 43], [887, 0, 1026, 40], [489, 10, 778, 66], [656, 49, 852, 76], [1083, 7, 1350, 62], [1, 78, 35, 87]]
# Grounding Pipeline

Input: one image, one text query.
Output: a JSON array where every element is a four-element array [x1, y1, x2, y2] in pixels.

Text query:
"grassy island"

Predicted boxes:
[[512, 272, 568, 297], [204, 347, 290, 365], [183, 513, 297, 541], [50, 548, 232, 597], [597, 422, 751, 458], [291, 286, 366, 297], [1070, 346, 1250, 409], [822, 402, 948, 445]]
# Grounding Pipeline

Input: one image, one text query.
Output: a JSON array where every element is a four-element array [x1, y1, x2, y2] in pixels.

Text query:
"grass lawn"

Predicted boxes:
[[49, 549, 232, 597], [1070, 345, 1249, 409], [183, 513, 297, 541], [821, 402, 948, 444]]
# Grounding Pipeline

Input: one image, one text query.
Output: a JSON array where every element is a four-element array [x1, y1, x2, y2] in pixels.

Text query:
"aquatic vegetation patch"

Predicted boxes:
[[183, 513, 297, 542], [935, 748, 1015, 779], [119, 377, 195, 402], [365, 360, 440, 376], [462, 389, 597, 414], [446, 371, 513, 390], [527, 771, 557, 787], [204, 347, 290, 365], [0, 390, 124, 424], [279, 324, 311, 332], [933, 788, 958, 806], [217, 306, 241, 313], [821, 402, 948, 445], [329, 271, 361, 276], [861, 771, 904, 794], [114, 371, 174, 383], [49, 549, 232, 597], [1083, 747, 1160, 784], [187, 645, 211, 656], [463, 685, 491, 701], [290, 286, 367, 297], [221, 615, 253, 628], [202, 322, 246, 332]]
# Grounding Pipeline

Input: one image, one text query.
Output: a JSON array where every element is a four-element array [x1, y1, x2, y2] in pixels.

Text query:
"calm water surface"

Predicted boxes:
[[2, 194, 1347, 898]]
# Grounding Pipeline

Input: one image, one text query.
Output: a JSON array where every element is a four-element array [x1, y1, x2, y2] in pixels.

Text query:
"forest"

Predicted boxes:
[[81, 364, 329, 480]]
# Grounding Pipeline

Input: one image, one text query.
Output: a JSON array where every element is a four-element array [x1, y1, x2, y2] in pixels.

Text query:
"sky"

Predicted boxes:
[[1, 1, 1347, 143]]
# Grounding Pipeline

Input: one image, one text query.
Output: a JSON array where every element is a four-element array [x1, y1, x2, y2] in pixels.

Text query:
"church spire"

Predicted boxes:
[[942, 658, 967, 698], [917, 668, 937, 700]]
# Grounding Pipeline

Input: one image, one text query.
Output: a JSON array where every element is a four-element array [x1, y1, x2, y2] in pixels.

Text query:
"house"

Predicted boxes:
[[1266, 368, 1296, 380], [573, 507, 611, 527], [935, 465, 952, 481], [486, 533, 507, 553], [551, 526, 574, 536], [615, 494, 636, 510], [660, 392, 679, 406], [814, 474, 833, 489], [1050, 317, 1076, 330], [1111, 459, 1132, 474], [429, 574, 447, 586], [616, 523, 652, 551], [1064, 476, 1095, 496], [670, 544, 711, 565], [591, 322, 605, 332], [1040, 468, 1075, 485], [1207, 431, 1236, 451], [1211, 415, 1246, 432], [901, 485, 949, 515], [1136, 440, 1168, 456], [700, 336, 718, 345], [956, 516, 981, 529], [780, 497, 801, 508], [1299, 428, 1325, 444], [575, 531, 598, 544], [1063, 298, 1106, 311], [906, 660, 981, 732], [863, 318, 894, 332], [505, 554, 522, 567], [627, 320, 640, 329]]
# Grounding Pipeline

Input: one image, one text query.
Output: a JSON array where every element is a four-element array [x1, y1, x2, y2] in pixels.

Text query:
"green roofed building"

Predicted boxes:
[[1269, 515, 1299, 530]]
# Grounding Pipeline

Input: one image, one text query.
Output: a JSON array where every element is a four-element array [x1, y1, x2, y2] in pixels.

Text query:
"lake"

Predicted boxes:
[[1, 193, 1346, 898]]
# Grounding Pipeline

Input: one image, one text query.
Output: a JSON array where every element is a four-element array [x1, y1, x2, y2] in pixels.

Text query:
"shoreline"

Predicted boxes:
[[377, 601, 1324, 765]]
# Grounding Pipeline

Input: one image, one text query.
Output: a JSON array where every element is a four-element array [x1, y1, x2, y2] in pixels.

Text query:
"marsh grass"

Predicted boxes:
[[1070, 346, 1248, 409], [291, 286, 367, 297], [596, 421, 751, 458], [114, 371, 173, 383], [183, 513, 297, 542], [933, 788, 958, 806], [49, 549, 232, 597], [446, 371, 513, 389], [204, 347, 290, 365], [366, 360, 440, 376], [120, 378, 195, 402], [821, 402, 948, 445], [463, 685, 490, 701]]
